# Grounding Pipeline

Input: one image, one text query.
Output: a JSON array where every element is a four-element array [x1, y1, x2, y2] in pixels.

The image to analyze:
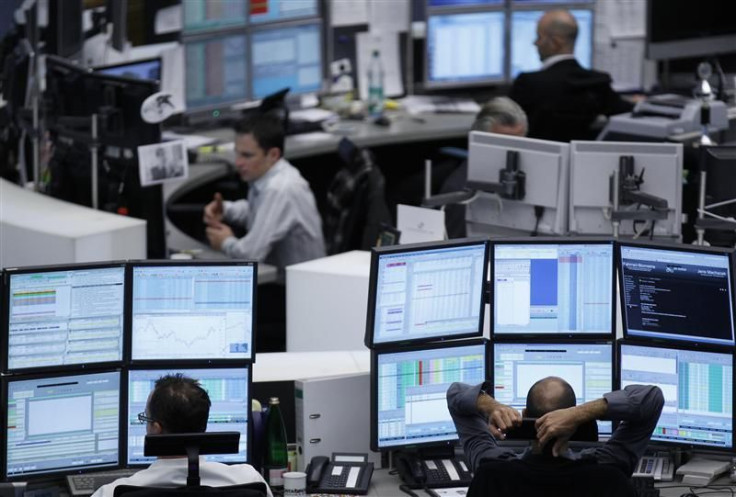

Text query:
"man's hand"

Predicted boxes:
[[534, 407, 580, 456], [203, 192, 224, 226], [477, 392, 522, 439], [206, 221, 234, 251]]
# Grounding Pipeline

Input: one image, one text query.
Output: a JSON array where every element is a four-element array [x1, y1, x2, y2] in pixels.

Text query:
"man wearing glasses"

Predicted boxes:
[[92, 374, 271, 497]]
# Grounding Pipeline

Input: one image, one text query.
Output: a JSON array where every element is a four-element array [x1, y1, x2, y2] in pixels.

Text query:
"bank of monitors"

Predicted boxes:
[[491, 239, 615, 339], [2, 263, 127, 373], [492, 340, 613, 435], [466, 131, 570, 236], [371, 339, 488, 451], [365, 239, 489, 348], [619, 342, 733, 450], [617, 242, 735, 348], [127, 366, 251, 465], [569, 141, 683, 238], [129, 261, 256, 363], [2, 370, 122, 479]]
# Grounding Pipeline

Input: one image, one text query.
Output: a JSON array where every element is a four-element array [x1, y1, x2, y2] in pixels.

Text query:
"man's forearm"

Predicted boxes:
[[571, 398, 608, 424]]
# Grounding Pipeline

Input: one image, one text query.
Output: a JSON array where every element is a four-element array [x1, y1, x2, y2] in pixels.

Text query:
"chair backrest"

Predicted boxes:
[[467, 458, 636, 497], [113, 482, 268, 497]]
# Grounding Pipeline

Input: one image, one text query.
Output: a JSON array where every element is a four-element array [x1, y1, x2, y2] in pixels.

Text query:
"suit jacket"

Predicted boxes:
[[509, 59, 633, 142]]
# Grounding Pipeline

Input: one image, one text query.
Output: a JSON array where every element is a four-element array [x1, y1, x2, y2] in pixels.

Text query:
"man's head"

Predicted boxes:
[[525, 376, 577, 418], [471, 97, 528, 137], [233, 113, 286, 182], [144, 374, 211, 435], [535, 10, 577, 61]]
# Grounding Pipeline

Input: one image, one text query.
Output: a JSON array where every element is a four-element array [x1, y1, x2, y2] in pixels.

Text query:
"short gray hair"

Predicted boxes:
[[471, 97, 528, 136]]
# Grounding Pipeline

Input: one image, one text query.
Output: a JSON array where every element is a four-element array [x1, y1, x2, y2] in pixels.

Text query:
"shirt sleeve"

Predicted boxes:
[[221, 188, 294, 261], [223, 199, 250, 227], [447, 382, 519, 472]]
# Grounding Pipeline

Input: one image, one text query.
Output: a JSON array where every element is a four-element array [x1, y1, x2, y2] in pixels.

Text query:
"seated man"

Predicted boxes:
[[447, 377, 663, 478], [204, 113, 325, 274], [509, 10, 633, 142], [92, 374, 271, 497]]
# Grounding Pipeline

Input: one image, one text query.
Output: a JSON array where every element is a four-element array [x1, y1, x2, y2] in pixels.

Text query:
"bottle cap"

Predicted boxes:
[[269, 397, 280, 405]]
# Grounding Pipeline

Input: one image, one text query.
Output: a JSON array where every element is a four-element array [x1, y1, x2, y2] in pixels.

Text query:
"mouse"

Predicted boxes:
[[373, 115, 391, 127]]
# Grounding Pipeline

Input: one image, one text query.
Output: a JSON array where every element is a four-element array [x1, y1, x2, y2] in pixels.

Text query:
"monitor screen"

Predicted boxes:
[[428, 0, 501, 6], [493, 341, 613, 435], [4, 370, 121, 479], [130, 262, 256, 362], [510, 9, 593, 78], [372, 340, 487, 450], [127, 366, 250, 465], [4, 264, 126, 372], [249, 0, 319, 24], [492, 240, 615, 337], [95, 58, 161, 81], [426, 11, 505, 88], [466, 131, 570, 236], [182, 0, 247, 34], [618, 243, 736, 347], [619, 342, 733, 450], [250, 22, 323, 99], [184, 33, 248, 112], [365, 239, 489, 348]]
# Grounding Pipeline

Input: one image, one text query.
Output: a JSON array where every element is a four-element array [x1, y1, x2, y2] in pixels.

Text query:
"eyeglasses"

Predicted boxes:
[[137, 411, 155, 424]]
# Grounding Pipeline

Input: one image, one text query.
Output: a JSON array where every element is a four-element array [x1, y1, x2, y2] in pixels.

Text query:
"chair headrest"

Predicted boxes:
[[504, 417, 598, 443]]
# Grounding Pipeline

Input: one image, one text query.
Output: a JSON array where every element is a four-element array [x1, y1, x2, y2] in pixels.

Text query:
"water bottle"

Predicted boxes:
[[367, 49, 384, 117], [264, 397, 289, 490]]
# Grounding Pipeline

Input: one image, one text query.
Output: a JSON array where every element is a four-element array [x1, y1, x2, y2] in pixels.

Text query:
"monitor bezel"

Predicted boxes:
[[2, 261, 129, 374], [616, 338, 735, 452], [370, 337, 489, 452], [615, 239, 736, 348], [2, 367, 124, 481], [123, 362, 252, 467], [93, 57, 162, 82], [364, 237, 490, 349], [125, 259, 258, 365], [490, 236, 616, 341]]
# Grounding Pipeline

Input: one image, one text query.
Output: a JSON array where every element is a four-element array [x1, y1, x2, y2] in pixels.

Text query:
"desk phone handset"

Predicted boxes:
[[396, 454, 473, 489], [306, 453, 374, 495]]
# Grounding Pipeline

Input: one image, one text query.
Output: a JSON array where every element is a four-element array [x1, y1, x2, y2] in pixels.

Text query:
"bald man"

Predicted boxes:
[[447, 377, 663, 476], [509, 10, 633, 142]]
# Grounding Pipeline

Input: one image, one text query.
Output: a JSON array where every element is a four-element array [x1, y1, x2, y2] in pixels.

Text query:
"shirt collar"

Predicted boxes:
[[250, 157, 286, 194], [541, 54, 576, 70]]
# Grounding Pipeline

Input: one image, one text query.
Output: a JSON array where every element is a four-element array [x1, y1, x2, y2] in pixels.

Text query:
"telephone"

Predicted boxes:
[[306, 453, 374, 495], [395, 454, 473, 489], [633, 455, 674, 481]]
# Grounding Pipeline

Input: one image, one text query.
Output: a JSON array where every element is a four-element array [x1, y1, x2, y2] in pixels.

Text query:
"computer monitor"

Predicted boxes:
[[183, 32, 248, 115], [427, 0, 501, 6], [699, 145, 736, 247], [95, 58, 162, 81], [127, 366, 251, 465], [371, 339, 488, 451], [646, 0, 736, 60], [569, 141, 683, 238], [3, 263, 127, 373], [364, 239, 489, 348], [491, 238, 615, 338], [129, 261, 256, 362], [510, 9, 593, 78], [425, 11, 505, 89], [466, 131, 570, 236], [249, 0, 319, 24], [250, 21, 323, 100], [492, 340, 613, 436], [3, 370, 122, 479], [619, 341, 733, 450], [617, 241, 736, 348], [182, 0, 247, 34]]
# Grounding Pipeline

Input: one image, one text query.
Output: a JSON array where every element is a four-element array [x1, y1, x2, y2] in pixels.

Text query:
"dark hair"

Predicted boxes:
[[148, 374, 211, 433], [525, 376, 577, 418], [233, 113, 286, 156]]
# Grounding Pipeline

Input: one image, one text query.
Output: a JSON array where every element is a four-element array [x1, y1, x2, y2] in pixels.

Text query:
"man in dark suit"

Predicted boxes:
[[509, 10, 633, 142]]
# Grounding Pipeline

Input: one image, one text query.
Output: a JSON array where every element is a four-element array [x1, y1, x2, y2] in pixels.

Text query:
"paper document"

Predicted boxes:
[[162, 131, 217, 150], [138, 141, 188, 187], [356, 32, 404, 100], [331, 0, 369, 27], [369, 0, 410, 33], [397, 204, 445, 244], [400, 96, 480, 115], [155, 5, 182, 35], [290, 108, 336, 123]]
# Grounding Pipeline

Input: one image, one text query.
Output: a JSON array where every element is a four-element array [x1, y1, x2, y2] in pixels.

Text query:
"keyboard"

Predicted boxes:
[[631, 476, 660, 497], [67, 469, 139, 496]]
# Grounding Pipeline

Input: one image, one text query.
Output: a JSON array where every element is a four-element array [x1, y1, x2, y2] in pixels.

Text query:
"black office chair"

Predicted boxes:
[[113, 482, 268, 497]]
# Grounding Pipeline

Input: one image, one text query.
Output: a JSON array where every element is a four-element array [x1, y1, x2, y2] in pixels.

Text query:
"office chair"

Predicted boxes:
[[113, 482, 268, 497]]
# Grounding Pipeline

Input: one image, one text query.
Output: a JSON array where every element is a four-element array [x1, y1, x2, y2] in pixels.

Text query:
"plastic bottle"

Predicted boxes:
[[367, 49, 384, 118], [264, 397, 289, 490]]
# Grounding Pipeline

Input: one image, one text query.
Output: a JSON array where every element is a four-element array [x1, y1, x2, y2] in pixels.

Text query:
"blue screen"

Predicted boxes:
[[5, 371, 121, 477], [185, 33, 248, 111], [97, 59, 161, 81], [182, 0, 247, 33], [620, 344, 733, 449], [510, 9, 593, 78], [251, 23, 322, 99], [493, 242, 614, 336], [128, 367, 250, 465], [131, 264, 255, 361], [249, 0, 318, 24], [428, 0, 501, 6], [427, 11, 505, 85]]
